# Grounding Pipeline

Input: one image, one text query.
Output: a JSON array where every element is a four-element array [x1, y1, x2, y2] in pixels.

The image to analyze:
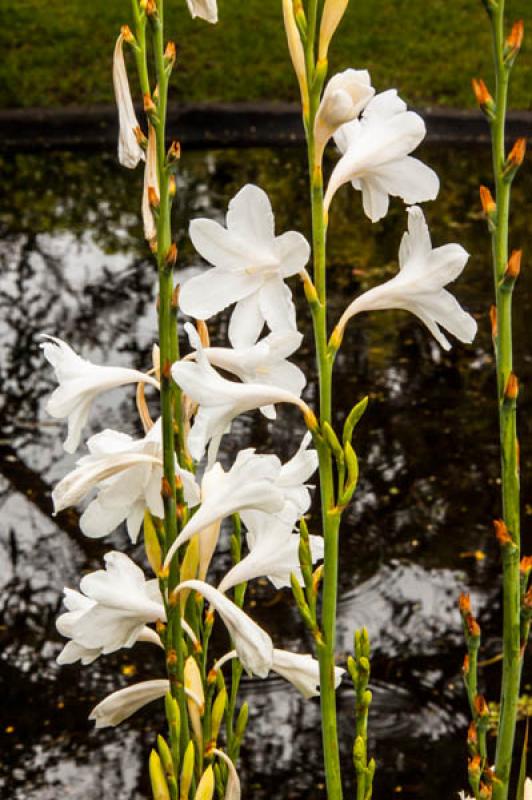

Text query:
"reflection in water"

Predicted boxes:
[[0, 145, 531, 799]]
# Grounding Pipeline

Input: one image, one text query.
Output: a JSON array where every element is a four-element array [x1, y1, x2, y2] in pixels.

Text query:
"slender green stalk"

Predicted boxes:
[[483, 3, 522, 797]]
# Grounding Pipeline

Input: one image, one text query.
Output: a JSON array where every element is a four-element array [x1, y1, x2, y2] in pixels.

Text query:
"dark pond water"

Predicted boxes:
[[0, 143, 531, 799]]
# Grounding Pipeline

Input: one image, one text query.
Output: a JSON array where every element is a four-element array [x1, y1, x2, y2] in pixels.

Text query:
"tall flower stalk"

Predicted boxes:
[[465, 4, 528, 800]]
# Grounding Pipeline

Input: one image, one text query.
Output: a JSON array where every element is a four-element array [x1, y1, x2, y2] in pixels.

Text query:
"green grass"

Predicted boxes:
[[1, 0, 530, 110]]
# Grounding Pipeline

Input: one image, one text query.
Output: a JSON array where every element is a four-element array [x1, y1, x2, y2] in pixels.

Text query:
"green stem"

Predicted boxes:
[[488, 3, 522, 797]]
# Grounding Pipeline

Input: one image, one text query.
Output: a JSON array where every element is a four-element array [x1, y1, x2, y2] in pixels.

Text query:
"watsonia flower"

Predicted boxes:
[[324, 89, 440, 222], [334, 205, 477, 351], [113, 28, 145, 169], [56, 552, 165, 661], [41, 335, 159, 453], [180, 184, 310, 347], [314, 70, 375, 164]]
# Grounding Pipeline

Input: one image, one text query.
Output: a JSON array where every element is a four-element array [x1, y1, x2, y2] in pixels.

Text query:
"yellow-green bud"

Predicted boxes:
[[149, 750, 171, 800]]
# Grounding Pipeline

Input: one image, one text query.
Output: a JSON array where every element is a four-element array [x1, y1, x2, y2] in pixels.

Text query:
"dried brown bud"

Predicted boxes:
[[168, 141, 181, 161], [494, 518, 512, 545], [506, 20, 524, 52], [467, 721, 478, 745], [121, 24, 135, 44], [479, 783, 493, 800], [474, 694, 489, 717], [166, 243, 178, 265], [489, 305, 497, 338], [519, 555, 532, 574], [171, 285, 180, 310], [505, 249, 522, 279], [166, 649, 178, 668], [507, 138, 527, 168], [472, 78, 493, 107], [143, 93, 156, 113], [134, 126, 147, 147], [504, 372, 519, 400], [459, 592, 472, 615], [161, 476, 173, 499], [148, 186, 160, 208]]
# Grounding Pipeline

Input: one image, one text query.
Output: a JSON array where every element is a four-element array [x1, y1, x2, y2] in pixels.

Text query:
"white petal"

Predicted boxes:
[[89, 679, 169, 728], [113, 33, 145, 169], [259, 278, 297, 335], [186, 0, 218, 23], [226, 184, 276, 253], [276, 231, 311, 278], [189, 217, 271, 273], [180, 266, 262, 320], [229, 292, 265, 348], [371, 157, 440, 207]]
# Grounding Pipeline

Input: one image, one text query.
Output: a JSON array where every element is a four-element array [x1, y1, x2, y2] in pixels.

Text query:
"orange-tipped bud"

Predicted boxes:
[[504, 372, 519, 400], [166, 648, 178, 668], [469, 755, 482, 777], [459, 592, 472, 615], [168, 175, 177, 198], [474, 694, 489, 717], [143, 93, 156, 113], [489, 305, 497, 338], [505, 249, 522, 279], [480, 185, 496, 215], [524, 587, 532, 610], [520, 555, 532, 574], [494, 518, 512, 545], [145, 0, 157, 15], [168, 141, 181, 161], [479, 783, 493, 800], [156, 619, 166, 636], [161, 476, 173, 499], [472, 78, 493, 108], [507, 138, 527, 169], [164, 41, 176, 61], [166, 242, 178, 265], [467, 615, 481, 638], [148, 186, 160, 208], [506, 20, 524, 52], [467, 721, 478, 746], [463, 654, 470, 675], [134, 126, 147, 147], [121, 24, 135, 44]]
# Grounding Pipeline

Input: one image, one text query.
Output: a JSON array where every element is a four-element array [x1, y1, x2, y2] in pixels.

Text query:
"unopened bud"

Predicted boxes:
[[479, 782, 493, 800], [149, 750, 171, 800], [467, 615, 481, 638], [506, 138, 527, 170], [210, 688, 227, 748], [472, 78, 494, 111], [505, 249, 522, 280], [145, 0, 157, 15], [463, 654, 470, 675], [164, 41, 177, 62], [504, 372, 519, 400], [303, 406, 319, 432], [474, 694, 489, 717], [520, 556, 532, 574], [353, 735, 366, 768], [144, 510, 162, 573], [480, 185, 496, 216], [312, 564, 324, 595], [459, 592, 472, 615], [494, 518, 512, 545], [194, 766, 215, 800], [319, 0, 349, 61], [468, 754, 482, 778], [148, 186, 160, 208], [329, 324, 344, 352], [180, 741, 195, 800], [505, 20, 524, 63], [161, 476, 173, 499], [169, 175, 177, 198], [234, 702, 249, 739], [467, 721, 478, 746], [166, 649, 178, 669], [134, 126, 148, 148]]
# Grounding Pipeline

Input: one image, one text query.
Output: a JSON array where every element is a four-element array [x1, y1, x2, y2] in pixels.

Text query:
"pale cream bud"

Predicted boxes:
[[319, 0, 349, 61], [282, 0, 309, 114]]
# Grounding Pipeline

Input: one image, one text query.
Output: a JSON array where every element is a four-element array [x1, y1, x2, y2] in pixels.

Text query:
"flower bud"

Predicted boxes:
[[180, 741, 195, 800], [194, 766, 215, 800], [319, 0, 349, 61], [489, 305, 497, 338], [505, 20, 524, 64], [505, 249, 522, 280], [282, 0, 309, 114], [209, 688, 227, 751], [235, 701, 249, 739], [121, 24, 135, 44], [157, 735, 175, 781], [185, 656, 205, 750], [504, 372, 519, 400], [180, 537, 200, 612], [149, 750, 171, 800], [479, 185, 496, 216], [472, 79, 495, 117], [144, 510, 162, 573], [505, 138, 527, 173], [494, 518, 512, 545], [144, 93, 157, 113], [459, 592, 472, 616]]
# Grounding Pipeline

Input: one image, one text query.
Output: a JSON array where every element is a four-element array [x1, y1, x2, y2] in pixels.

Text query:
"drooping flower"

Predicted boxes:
[[185, 0, 218, 23], [194, 328, 306, 420], [113, 28, 145, 169], [218, 516, 324, 593], [163, 448, 286, 568], [271, 649, 344, 698], [324, 89, 440, 222], [213, 750, 241, 800], [41, 335, 160, 454], [334, 205, 477, 350], [89, 679, 169, 728], [180, 184, 310, 347], [142, 124, 159, 242], [174, 580, 274, 677], [56, 552, 165, 660], [52, 420, 199, 542], [171, 326, 311, 464], [314, 70, 375, 164]]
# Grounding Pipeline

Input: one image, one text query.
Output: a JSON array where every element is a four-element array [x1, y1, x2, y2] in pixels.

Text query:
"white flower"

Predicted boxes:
[[324, 89, 440, 222], [89, 679, 169, 728], [176, 580, 274, 678], [56, 552, 165, 660], [171, 327, 310, 464], [52, 420, 199, 542], [218, 516, 324, 593], [272, 649, 344, 698], [180, 184, 310, 347], [314, 70, 375, 163], [142, 124, 159, 242], [186, 0, 218, 23], [335, 206, 477, 350], [164, 448, 286, 569], [41, 335, 159, 453], [113, 29, 145, 169], [524, 778, 532, 800], [196, 328, 306, 421]]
